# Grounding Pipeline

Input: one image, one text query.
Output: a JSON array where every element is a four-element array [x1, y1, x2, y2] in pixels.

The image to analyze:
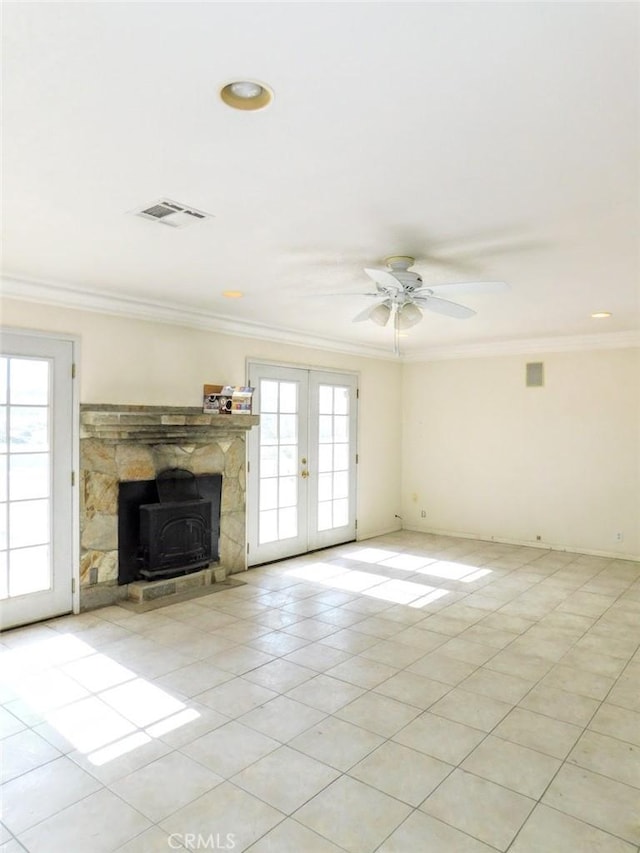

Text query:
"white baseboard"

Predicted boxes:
[[400, 525, 640, 563]]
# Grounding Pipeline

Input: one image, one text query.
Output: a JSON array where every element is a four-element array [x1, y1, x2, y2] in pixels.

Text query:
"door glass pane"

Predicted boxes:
[[0, 359, 6, 404], [316, 384, 351, 532], [319, 415, 333, 443], [317, 502, 332, 531], [279, 476, 297, 508], [259, 478, 278, 511], [333, 499, 349, 527], [9, 545, 50, 595], [318, 472, 333, 501], [10, 454, 49, 500], [0, 550, 7, 599], [0, 407, 6, 452], [279, 382, 297, 413], [259, 509, 279, 544], [258, 378, 300, 545], [333, 471, 349, 499], [279, 445, 297, 475], [10, 407, 49, 452], [319, 385, 333, 414], [279, 414, 297, 443], [10, 499, 50, 548], [260, 446, 278, 478], [334, 443, 348, 471], [334, 415, 348, 442], [334, 387, 349, 415], [10, 359, 49, 404], [260, 413, 278, 445], [261, 380, 279, 412], [318, 444, 333, 472], [278, 507, 297, 539], [3, 356, 53, 599]]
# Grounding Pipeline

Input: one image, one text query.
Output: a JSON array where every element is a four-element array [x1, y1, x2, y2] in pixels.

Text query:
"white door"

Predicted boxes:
[[0, 332, 75, 630], [247, 363, 357, 565]]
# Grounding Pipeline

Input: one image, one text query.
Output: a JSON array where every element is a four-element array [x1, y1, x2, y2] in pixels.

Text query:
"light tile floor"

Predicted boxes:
[[1, 531, 639, 852]]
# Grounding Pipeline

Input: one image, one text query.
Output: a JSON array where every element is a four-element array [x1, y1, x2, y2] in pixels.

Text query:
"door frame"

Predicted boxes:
[[1, 326, 80, 621], [246, 358, 359, 566]]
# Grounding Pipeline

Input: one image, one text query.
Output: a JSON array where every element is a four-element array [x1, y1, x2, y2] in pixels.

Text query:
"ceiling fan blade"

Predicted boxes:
[[352, 304, 378, 322], [363, 268, 401, 290], [320, 292, 381, 297], [417, 280, 509, 296], [413, 295, 476, 319]]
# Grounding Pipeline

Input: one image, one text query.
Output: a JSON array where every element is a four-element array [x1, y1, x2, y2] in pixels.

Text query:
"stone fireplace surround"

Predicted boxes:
[[79, 405, 259, 611]]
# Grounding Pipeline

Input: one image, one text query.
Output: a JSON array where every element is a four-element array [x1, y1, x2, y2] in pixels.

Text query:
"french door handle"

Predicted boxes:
[[301, 470, 309, 479]]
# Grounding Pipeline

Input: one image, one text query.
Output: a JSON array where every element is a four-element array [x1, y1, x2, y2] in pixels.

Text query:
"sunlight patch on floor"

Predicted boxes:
[[284, 548, 492, 609], [0, 634, 200, 766]]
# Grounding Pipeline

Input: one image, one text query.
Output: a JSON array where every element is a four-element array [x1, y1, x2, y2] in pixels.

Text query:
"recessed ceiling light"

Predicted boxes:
[[223, 290, 244, 299], [220, 80, 273, 111], [591, 311, 612, 318]]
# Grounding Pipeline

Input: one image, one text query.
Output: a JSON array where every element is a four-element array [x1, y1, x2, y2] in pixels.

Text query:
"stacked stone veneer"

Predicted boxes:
[[80, 405, 259, 610]]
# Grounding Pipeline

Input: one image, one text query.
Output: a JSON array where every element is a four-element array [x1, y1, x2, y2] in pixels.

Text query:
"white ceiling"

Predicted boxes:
[[2, 2, 639, 359]]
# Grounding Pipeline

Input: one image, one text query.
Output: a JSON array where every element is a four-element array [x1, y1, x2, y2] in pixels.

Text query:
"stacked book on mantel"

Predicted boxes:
[[203, 384, 254, 415]]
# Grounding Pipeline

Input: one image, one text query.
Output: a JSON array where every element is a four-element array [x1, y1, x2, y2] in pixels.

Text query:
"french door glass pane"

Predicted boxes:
[[261, 380, 279, 412], [279, 383, 297, 413], [259, 509, 278, 544], [0, 359, 7, 403], [258, 378, 299, 544], [260, 445, 278, 477], [0, 550, 7, 599], [10, 499, 49, 548], [334, 443, 349, 470], [10, 454, 49, 500], [9, 545, 50, 596], [279, 507, 297, 539], [279, 445, 296, 475], [259, 477, 278, 511], [1, 357, 52, 599], [10, 407, 49, 452], [316, 384, 351, 532], [10, 359, 49, 404]]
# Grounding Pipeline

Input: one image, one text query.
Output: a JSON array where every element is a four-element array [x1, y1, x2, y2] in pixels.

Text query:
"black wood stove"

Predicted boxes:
[[118, 469, 222, 584]]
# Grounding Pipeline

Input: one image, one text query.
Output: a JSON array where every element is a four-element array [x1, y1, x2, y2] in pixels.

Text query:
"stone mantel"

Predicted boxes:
[[81, 405, 259, 444], [79, 405, 259, 610]]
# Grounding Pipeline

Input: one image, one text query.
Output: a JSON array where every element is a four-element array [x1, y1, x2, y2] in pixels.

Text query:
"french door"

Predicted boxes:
[[0, 331, 75, 630], [247, 363, 358, 565]]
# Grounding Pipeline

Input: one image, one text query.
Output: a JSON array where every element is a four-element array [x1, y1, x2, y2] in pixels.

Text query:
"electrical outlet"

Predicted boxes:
[[615, 532, 624, 542], [89, 566, 98, 585], [421, 510, 426, 518], [536, 535, 542, 541]]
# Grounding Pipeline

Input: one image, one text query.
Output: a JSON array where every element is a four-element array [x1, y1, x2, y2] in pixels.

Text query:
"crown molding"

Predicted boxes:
[[3, 274, 638, 363], [404, 330, 640, 362], [0, 275, 397, 361]]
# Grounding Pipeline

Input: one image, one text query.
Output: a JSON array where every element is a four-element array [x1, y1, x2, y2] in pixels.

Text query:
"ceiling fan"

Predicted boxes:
[[353, 256, 509, 332]]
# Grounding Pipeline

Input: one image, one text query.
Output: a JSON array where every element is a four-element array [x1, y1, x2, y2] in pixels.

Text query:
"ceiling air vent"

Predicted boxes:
[[133, 199, 213, 228]]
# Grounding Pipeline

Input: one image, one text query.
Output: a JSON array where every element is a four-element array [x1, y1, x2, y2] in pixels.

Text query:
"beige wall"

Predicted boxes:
[[1, 297, 403, 541], [402, 348, 640, 559], [4, 297, 638, 559]]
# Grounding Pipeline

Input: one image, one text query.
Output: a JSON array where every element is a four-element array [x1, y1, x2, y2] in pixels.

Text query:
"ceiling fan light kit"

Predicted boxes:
[[350, 256, 509, 351], [369, 302, 392, 326], [397, 301, 422, 329]]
